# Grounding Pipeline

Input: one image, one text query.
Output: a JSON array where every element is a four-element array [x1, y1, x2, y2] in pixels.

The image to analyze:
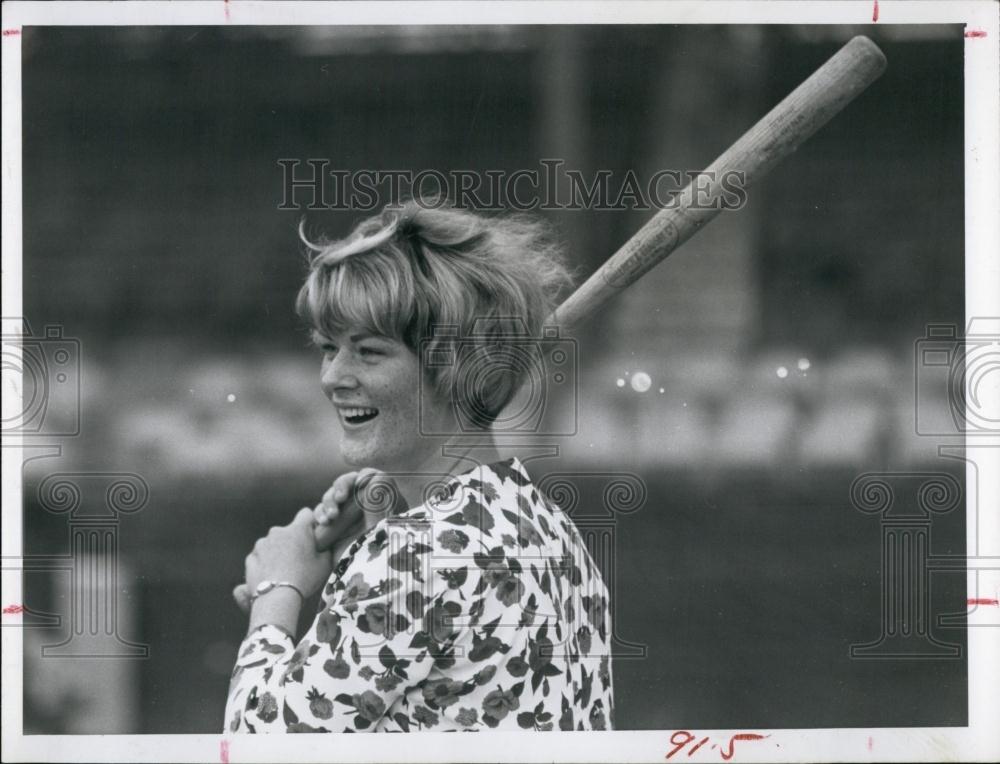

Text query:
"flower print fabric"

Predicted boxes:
[[225, 457, 614, 732]]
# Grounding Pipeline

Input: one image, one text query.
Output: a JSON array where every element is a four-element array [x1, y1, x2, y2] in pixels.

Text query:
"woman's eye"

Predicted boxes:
[[359, 347, 383, 358], [321, 344, 338, 356]]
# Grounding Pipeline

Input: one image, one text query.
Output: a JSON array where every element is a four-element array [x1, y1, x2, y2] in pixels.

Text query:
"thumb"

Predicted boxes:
[[233, 583, 252, 614]]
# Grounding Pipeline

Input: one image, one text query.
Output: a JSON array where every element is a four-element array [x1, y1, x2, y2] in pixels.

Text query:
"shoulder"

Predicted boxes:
[[408, 457, 571, 558], [326, 457, 571, 596], [432, 456, 538, 517]]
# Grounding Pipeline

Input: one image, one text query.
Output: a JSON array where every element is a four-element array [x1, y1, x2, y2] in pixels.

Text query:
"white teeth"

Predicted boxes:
[[342, 407, 378, 418]]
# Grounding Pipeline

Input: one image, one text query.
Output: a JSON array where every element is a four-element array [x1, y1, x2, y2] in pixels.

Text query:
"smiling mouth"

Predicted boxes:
[[341, 407, 380, 426]]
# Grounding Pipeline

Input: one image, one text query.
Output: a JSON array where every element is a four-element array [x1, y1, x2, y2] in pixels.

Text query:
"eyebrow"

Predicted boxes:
[[311, 330, 390, 345]]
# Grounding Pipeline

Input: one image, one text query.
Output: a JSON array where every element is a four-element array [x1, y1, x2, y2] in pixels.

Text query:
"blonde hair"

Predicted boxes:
[[296, 200, 575, 428]]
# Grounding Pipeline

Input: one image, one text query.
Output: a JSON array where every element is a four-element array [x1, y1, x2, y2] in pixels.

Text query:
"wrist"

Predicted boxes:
[[251, 580, 305, 603], [247, 586, 303, 637]]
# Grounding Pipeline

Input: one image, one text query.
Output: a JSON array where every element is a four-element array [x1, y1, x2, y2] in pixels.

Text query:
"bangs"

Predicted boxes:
[[297, 247, 423, 344]]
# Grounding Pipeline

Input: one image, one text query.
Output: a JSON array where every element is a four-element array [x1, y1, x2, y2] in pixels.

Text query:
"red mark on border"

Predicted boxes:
[[872, 0, 879, 23], [3, 29, 22, 36], [224, 0, 231, 22], [968, 597, 999, 606], [867, 736, 874, 751], [219, 740, 229, 764], [3, 604, 23, 614], [964, 29, 987, 38]]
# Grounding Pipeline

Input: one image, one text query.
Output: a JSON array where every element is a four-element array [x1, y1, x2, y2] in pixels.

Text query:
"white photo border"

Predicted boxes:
[[2, 1, 998, 762]]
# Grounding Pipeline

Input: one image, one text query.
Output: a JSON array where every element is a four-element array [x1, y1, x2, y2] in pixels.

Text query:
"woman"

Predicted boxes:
[[225, 201, 614, 732]]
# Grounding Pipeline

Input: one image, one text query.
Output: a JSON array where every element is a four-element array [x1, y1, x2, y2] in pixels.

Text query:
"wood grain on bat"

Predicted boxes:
[[550, 36, 887, 331]]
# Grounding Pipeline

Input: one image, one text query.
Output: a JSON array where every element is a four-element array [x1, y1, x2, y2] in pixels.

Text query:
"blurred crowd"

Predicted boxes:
[[53, 342, 957, 481]]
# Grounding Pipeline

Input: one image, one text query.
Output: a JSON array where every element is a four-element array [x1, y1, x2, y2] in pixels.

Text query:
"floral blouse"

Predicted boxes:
[[225, 457, 614, 733]]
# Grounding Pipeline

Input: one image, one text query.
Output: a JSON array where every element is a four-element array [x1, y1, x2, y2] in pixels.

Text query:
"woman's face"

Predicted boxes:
[[315, 328, 453, 471]]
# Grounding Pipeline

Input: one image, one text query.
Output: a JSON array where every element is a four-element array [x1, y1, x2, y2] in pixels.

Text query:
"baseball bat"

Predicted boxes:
[[235, 36, 886, 612], [548, 35, 887, 330]]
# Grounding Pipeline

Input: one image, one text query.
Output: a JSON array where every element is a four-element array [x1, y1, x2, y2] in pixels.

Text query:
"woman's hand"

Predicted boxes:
[[232, 471, 408, 614], [314, 469, 378, 564], [244, 507, 333, 599], [314, 468, 379, 529], [314, 469, 408, 560]]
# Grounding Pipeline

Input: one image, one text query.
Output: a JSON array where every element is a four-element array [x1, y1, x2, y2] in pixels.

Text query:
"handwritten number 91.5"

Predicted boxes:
[[666, 730, 768, 761]]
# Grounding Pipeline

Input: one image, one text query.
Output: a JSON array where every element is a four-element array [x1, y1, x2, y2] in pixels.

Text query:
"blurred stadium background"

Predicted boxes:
[[16, 24, 967, 733]]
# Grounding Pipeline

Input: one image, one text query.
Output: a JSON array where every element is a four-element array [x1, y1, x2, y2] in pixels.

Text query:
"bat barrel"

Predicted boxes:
[[549, 35, 887, 332]]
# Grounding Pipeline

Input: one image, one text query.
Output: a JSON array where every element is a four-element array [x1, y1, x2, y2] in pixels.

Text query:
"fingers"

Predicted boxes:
[[330, 471, 359, 505], [313, 519, 343, 551], [314, 497, 365, 551], [313, 501, 334, 526], [312, 468, 389, 551], [318, 471, 360, 526], [292, 506, 314, 526], [317, 469, 379, 526]]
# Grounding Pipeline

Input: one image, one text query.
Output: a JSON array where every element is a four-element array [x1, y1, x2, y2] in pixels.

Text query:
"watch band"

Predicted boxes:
[[251, 580, 305, 603]]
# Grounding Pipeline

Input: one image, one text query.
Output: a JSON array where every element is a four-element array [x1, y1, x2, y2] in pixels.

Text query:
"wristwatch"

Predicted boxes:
[[251, 580, 305, 603]]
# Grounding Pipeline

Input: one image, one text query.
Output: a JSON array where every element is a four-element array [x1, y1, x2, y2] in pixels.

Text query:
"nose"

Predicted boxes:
[[320, 351, 360, 398]]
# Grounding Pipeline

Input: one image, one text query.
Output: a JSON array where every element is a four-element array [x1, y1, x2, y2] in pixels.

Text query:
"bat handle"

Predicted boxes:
[[232, 473, 407, 614]]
